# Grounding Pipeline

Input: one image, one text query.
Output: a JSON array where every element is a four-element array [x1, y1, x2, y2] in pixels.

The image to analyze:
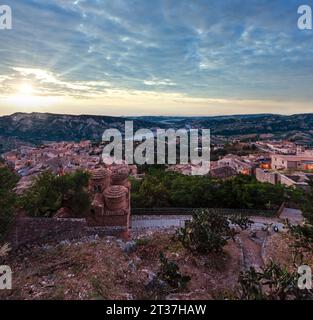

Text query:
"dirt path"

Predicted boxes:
[[236, 230, 267, 271], [280, 208, 303, 225]]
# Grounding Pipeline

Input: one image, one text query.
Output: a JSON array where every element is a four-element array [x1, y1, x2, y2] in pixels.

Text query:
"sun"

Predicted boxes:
[[18, 83, 34, 96], [6, 82, 38, 108], [5, 81, 61, 110]]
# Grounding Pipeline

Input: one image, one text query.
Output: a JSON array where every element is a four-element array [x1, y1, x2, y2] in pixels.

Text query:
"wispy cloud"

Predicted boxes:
[[0, 0, 312, 115]]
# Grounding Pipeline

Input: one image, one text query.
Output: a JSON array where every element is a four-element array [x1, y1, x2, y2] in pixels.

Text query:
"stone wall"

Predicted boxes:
[[255, 168, 278, 185], [5, 217, 88, 249], [5, 217, 130, 249]]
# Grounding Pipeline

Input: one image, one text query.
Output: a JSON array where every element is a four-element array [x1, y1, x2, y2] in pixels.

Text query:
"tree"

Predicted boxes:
[[302, 180, 313, 224], [132, 175, 170, 207], [131, 170, 301, 210], [0, 167, 19, 238], [20, 170, 91, 217], [19, 171, 61, 217]]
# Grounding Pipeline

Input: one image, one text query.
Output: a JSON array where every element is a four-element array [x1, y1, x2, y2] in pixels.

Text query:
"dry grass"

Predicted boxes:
[[1, 228, 305, 300]]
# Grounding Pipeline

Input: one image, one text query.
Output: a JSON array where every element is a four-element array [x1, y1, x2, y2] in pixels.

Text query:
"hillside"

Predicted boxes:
[[0, 224, 308, 300], [1, 112, 313, 152], [133, 113, 313, 137], [0, 112, 158, 152]]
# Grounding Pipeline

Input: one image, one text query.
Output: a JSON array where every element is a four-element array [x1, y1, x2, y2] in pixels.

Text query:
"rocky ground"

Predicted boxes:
[[0, 215, 305, 300]]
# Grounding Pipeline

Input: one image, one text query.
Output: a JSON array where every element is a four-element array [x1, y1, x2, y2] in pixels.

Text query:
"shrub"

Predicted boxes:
[[286, 220, 313, 264], [0, 167, 19, 239], [302, 180, 313, 224], [158, 252, 191, 289], [238, 261, 313, 300], [177, 209, 249, 254]]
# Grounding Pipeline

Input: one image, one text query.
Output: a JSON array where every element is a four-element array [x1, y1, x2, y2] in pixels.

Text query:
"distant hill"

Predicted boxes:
[[1, 112, 313, 152], [0, 112, 158, 152], [132, 113, 313, 134]]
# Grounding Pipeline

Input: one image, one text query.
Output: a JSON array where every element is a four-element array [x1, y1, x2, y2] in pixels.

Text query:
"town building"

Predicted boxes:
[[271, 154, 313, 171]]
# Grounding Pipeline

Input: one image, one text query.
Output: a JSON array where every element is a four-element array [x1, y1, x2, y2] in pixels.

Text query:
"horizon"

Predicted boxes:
[[0, 1, 313, 116], [2, 110, 313, 119], [0, 111, 313, 118]]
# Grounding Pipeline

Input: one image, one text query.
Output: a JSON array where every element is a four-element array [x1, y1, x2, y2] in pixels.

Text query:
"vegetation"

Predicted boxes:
[[286, 218, 313, 265], [177, 209, 251, 254], [19, 170, 91, 217], [0, 167, 19, 239], [287, 180, 313, 262], [302, 180, 313, 225], [158, 252, 191, 289], [131, 169, 303, 210], [238, 261, 313, 300]]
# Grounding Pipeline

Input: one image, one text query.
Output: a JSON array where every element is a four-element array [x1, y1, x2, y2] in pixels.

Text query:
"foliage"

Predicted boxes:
[[302, 180, 313, 225], [19, 170, 91, 217], [177, 209, 247, 254], [238, 261, 313, 300], [286, 220, 313, 264], [288, 222, 313, 251], [131, 175, 170, 207], [0, 167, 19, 238], [131, 170, 302, 210], [158, 252, 191, 289], [229, 214, 253, 230]]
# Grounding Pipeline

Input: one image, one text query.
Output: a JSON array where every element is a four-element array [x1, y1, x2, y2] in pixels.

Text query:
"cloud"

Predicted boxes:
[[0, 0, 312, 116], [143, 78, 176, 87], [0, 67, 111, 97]]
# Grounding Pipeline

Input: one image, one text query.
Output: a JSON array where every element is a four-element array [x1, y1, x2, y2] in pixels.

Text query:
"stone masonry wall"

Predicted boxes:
[[5, 217, 88, 249]]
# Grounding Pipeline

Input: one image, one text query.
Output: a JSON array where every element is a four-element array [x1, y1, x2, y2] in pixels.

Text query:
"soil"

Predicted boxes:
[[0, 225, 307, 300]]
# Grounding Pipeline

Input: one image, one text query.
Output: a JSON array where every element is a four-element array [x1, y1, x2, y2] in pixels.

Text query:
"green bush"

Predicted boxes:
[[177, 209, 246, 254], [286, 220, 313, 264], [0, 167, 19, 239], [302, 180, 313, 224], [158, 252, 191, 289], [19, 170, 91, 217], [238, 261, 313, 300]]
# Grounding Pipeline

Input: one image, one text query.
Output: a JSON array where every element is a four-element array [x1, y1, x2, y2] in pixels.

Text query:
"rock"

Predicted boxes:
[[59, 240, 71, 246], [117, 240, 137, 253], [121, 293, 134, 300], [54, 207, 71, 218], [141, 269, 168, 291], [128, 260, 137, 273], [134, 256, 142, 264]]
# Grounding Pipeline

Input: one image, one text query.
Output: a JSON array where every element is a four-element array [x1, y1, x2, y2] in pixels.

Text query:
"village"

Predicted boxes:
[[169, 140, 313, 190], [1, 134, 313, 300]]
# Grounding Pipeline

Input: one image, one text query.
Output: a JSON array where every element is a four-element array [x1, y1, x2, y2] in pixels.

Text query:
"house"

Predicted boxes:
[[218, 155, 253, 175], [271, 154, 313, 171]]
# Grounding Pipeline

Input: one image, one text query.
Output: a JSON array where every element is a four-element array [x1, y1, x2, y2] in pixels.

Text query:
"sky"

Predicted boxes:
[[0, 0, 312, 116]]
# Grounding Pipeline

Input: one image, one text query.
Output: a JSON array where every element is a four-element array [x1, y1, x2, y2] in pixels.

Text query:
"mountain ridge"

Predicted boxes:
[[1, 112, 313, 152]]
